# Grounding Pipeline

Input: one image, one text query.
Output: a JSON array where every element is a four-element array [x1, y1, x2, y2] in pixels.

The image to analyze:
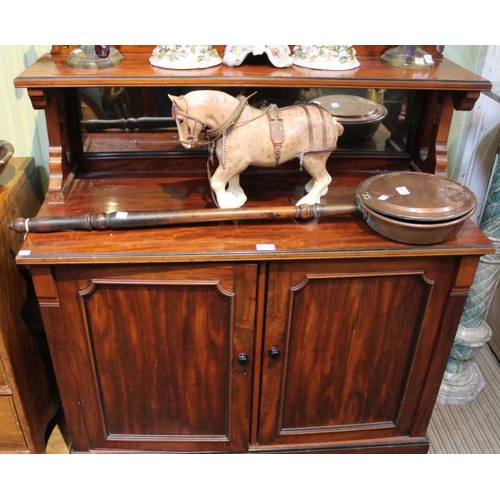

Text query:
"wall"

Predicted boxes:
[[443, 45, 500, 222], [0, 45, 51, 188], [443, 45, 483, 171]]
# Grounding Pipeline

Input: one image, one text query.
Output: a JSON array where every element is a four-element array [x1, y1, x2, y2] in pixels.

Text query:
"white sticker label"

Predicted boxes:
[[424, 54, 434, 64], [378, 195, 389, 201], [414, 57, 425, 65], [115, 211, 129, 219], [330, 102, 340, 108], [256, 244, 276, 251], [18, 250, 31, 256], [396, 186, 411, 195]]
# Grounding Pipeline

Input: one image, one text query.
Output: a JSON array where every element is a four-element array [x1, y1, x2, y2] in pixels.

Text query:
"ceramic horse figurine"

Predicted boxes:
[[169, 90, 343, 209]]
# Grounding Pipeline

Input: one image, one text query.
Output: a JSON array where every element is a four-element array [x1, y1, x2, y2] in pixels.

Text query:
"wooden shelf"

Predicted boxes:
[[16, 172, 493, 266], [15, 52, 491, 94]]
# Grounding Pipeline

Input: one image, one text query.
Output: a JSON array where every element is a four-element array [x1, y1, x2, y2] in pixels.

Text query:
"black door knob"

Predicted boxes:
[[269, 347, 281, 359], [237, 353, 249, 365]]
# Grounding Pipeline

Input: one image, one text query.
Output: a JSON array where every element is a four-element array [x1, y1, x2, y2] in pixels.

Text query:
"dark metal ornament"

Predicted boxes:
[[94, 45, 111, 58], [66, 45, 123, 68], [381, 45, 434, 69]]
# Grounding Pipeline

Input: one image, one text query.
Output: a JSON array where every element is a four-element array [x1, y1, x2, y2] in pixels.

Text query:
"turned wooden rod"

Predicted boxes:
[[8, 203, 359, 233]]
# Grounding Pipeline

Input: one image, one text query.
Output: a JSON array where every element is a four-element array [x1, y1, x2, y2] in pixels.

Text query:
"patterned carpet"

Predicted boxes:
[[428, 345, 500, 454]]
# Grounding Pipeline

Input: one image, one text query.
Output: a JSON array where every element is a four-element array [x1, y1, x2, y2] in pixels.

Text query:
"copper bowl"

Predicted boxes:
[[310, 94, 387, 143], [358, 199, 476, 244], [0, 140, 14, 175], [355, 172, 477, 244]]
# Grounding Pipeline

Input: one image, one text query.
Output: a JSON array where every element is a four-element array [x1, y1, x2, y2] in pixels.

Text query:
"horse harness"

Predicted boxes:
[[267, 102, 336, 168], [267, 105, 284, 167], [173, 94, 336, 173], [172, 92, 256, 148]]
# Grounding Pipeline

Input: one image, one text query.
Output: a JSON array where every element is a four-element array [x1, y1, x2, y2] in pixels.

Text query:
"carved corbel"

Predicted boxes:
[[451, 91, 481, 111], [27, 88, 49, 110], [435, 93, 455, 175]]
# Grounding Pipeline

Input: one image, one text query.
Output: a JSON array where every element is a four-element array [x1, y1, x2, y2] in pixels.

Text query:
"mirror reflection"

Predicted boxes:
[[78, 87, 411, 156]]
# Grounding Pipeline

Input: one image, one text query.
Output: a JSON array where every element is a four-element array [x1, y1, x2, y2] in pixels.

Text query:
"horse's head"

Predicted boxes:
[[169, 94, 207, 149]]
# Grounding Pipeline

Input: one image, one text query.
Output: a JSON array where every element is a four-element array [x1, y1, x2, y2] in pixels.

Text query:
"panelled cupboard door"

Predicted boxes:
[[258, 258, 456, 449], [53, 263, 257, 452]]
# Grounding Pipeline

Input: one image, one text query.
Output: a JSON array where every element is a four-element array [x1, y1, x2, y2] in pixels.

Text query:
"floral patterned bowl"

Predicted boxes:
[[223, 45, 293, 68], [149, 45, 222, 69], [293, 45, 360, 70]]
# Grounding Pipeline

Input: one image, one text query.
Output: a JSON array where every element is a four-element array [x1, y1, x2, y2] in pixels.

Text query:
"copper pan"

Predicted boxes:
[[0, 140, 14, 174], [357, 199, 476, 244], [355, 172, 477, 244]]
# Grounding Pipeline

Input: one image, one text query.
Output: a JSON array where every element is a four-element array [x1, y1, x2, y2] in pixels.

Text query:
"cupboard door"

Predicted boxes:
[[258, 258, 456, 450], [54, 263, 257, 452]]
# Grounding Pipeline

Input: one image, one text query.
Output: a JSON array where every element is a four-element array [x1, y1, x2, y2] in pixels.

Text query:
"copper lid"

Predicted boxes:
[[356, 172, 477, 222], [0, 140, 14, 172], [311, 95, 387, 123]]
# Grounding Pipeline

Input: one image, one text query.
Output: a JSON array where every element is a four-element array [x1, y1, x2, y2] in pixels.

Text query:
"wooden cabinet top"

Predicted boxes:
[[15, 171, 494, 265], [14, 46, 492, 92]]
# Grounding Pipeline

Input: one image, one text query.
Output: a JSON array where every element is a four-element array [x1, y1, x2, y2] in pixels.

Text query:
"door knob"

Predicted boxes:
[[237, 353, 249, 365], [269, 347, 281, 359]]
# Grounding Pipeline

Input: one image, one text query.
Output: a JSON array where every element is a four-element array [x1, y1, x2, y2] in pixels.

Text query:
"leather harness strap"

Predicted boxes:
[[300, 104, 314, 152], [267, 105, 285, 166], [267, 103, 335, 167], [206, 92, 258, 141], [298, 103, 329, 151]]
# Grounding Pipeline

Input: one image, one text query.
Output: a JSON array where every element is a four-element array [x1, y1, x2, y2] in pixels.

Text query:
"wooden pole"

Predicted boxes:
[[8, 203, 358, 233]]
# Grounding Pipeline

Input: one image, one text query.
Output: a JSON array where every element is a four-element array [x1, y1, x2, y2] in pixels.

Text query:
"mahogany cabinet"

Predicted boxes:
[[22, 226, 493, 453], [12, 46, 494, 453]]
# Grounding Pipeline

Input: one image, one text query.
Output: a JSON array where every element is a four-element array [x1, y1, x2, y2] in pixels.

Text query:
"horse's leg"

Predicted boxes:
[[226, 174, 247, 206], [210, 166, 248, 209], [305, 177, 329, 196], [297, 152, 332, 206]]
